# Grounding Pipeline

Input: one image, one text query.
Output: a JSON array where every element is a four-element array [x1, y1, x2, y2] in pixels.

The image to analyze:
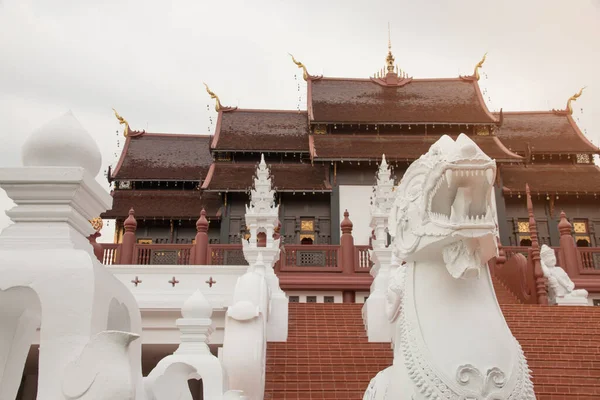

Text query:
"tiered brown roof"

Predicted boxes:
[[102, 190, 222, 219], [308, 78, 498, 124], [201, 162, 331, 192], [111, 133, 213, 181], [310, 134, 522, 162], [496, 112, 600, 155], [501, 164, 600, 194], [212, 110, 309, 152]]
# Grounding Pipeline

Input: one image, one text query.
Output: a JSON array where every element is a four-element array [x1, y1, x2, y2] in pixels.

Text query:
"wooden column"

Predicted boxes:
[[192, 209, 209, 265], [120, 208, 137, 265], [340, 209, 356, 303], [558, 211, 580, 279], [526, 184, 548, 305]]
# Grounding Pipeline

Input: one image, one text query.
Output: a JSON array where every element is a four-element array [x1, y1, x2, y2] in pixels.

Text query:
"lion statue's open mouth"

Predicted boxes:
[[389, 133, 499, 278]]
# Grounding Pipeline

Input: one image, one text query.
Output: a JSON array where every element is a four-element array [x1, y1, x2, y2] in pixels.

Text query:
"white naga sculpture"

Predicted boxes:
[[540, 244, 588, 305], [0, 112, 246, 400], [363, 134, 536, 400], [0, 112, 147, 400], [222, 154, 288, 400]]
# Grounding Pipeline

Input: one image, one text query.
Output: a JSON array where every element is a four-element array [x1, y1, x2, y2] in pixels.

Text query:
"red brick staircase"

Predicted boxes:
[[265, 277, 600, 400]]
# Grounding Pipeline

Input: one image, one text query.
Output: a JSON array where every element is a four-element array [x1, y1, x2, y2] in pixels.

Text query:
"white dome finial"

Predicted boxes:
[[181, 289, 213, 319], [22, 111, 102, 177]]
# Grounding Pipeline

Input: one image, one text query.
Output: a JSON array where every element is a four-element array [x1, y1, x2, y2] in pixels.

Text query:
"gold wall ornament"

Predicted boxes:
[[203, 83, 224, 112], [112, 108, 130, 137], [314, 125, 327, 135], [473, 52, 488, 80], [289, 53, 310, 81], [475, 126, 490, 136], [566, 87, 586, 115], [89, 217, 104, 232]]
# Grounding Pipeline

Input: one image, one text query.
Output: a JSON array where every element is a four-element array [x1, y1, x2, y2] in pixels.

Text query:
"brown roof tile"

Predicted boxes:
[[496, 112, 600, 154], [112, 134, 213, 180], [201, 162, 331, 192], [311, 134, 522, 162], [501, 164, 600, 194], [309, 78, 497, 124], [101, 190, 222, 219], [213, 110, 309, 152]]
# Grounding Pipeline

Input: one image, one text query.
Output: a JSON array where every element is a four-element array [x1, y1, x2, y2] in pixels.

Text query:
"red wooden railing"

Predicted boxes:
[[101, 243, 120, 265], [133, 243, 193, 265], [279, 245, 341, 272], [578, 248, 600, 273], [354, 245, 372, 272], [207, 244, 248, 265]]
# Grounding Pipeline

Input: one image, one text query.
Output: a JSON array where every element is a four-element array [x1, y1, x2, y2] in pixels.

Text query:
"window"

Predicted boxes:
[[300, 219, 315, 245], [593, 299, 600, 306], [573, 219, 591, 247], [289, 296, 299, 303], [306, 296, 317, 303], [324, 296, 334, 303], [516, 219, 532, 246]]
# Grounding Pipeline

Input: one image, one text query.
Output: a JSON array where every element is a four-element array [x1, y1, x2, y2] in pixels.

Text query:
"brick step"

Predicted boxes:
[[264, 390, 365, 400], [265, 372, 382, 382], [267, 350, 392, 358], [266, 303, 600, 399], [265, 381, 369, 391]]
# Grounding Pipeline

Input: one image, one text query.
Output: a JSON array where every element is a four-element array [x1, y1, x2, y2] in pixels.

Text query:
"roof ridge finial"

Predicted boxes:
[[112, 108, 130, 137], [474, 52, 488, 80], [385, 23, 395, 74], [203, 83, 224, 112], [289, 53, 310, 81], [566, 87, 586, 115]]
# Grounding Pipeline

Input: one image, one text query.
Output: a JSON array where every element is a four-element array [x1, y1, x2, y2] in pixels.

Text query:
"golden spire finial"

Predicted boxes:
[[567, 87, 586, 114], [289, 53, 310, 81], [112, 108, 129, 137], [203, 83, 223, 112], [385, 23, 395, 74], [473, 52, 488, 80]]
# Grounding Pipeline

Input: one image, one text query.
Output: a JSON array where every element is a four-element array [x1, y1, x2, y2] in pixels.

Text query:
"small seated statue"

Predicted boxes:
[[540, 244, 588, 305]]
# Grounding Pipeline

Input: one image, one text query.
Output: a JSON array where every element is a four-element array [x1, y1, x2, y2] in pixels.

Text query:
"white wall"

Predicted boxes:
[[339, 185, 373, 245]]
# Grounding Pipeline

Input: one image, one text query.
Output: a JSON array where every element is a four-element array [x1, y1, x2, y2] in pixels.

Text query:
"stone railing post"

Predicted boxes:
[[192, 209, 209, 265], [526, 184, 548, 305], [558, 211, 580, 278], [340, 210, 356, 303], [120, 207, 137, 265]]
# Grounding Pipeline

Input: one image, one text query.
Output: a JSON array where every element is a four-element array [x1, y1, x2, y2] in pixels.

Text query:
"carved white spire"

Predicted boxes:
[[371, 154, 396, 217], [247, 154, 277, 215]]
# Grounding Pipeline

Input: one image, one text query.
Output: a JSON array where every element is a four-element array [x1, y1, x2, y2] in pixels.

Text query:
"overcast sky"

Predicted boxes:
[[1, 0, 599, 240]]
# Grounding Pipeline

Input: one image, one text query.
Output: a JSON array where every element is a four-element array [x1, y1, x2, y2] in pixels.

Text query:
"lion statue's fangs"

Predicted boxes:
[[364, 134, 535, 400]]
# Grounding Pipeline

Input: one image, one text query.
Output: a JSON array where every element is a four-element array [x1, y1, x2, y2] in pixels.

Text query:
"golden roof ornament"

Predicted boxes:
[[203, 83, 224, 112], [473, 52, 487, 80], [89, 217, 103, 233], [112, 108, 130, 137], [289, 53, 310, 81], [385, 23, 395, 74], [566, 87, 586, 115], [474, 52, 487, 80]]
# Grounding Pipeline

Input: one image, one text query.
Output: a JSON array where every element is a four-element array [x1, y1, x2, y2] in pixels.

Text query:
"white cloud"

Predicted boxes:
[[1, 0, 599, 235]]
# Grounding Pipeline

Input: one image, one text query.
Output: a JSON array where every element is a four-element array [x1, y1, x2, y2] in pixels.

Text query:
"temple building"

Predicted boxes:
[[103, 47, 600, 253]]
